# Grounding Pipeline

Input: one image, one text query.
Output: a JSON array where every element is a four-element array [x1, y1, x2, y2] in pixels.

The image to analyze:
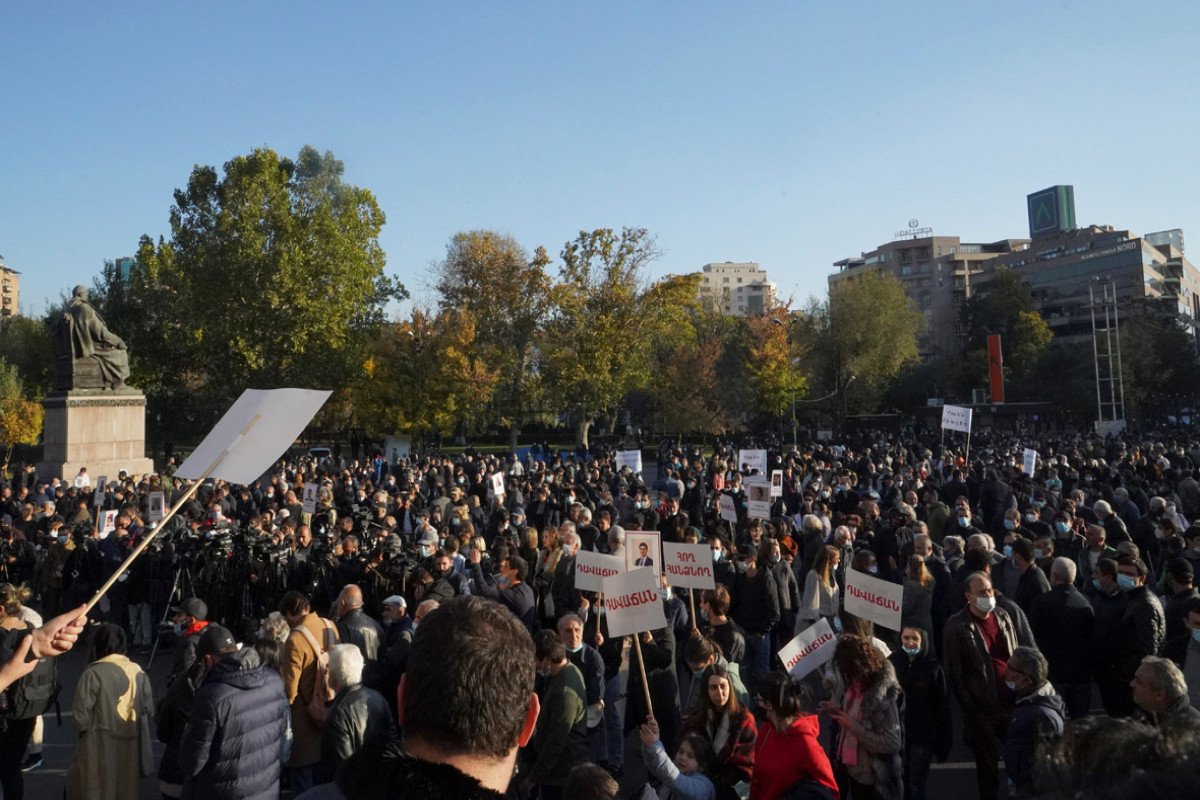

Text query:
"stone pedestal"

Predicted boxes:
[[38, 391, 155, 481]]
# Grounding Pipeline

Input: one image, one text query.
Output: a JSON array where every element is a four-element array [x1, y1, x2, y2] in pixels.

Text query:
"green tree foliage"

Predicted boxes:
[[432, 231, 552, 444], [960, 267, 1053, 390], [1118, 315, 1200, 421], [744, 307, 808, 420], [0, 358, 42, 466], [0, 316, 54, 398], [541, 228, 683, 446], [353, 309, 498, 448], [95, 146, 404, 441]]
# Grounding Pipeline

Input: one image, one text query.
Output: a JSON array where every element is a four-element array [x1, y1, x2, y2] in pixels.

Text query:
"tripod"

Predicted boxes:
[[146, 561, 194, 668]]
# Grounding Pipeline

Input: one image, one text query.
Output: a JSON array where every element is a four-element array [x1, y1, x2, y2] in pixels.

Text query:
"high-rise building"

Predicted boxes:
[[830, 235, 1029, 359], [0, 256, 19, 318], [114, 256, 136, 281], [697, 262, 778, 316]]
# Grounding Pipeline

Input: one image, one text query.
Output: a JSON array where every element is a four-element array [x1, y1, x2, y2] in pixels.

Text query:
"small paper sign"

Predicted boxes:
[[625, 531, 662, 581], [302, 482, 319, 514], [100, 510, 119, 538], [738, 449, 768, 476], [845, 568, 904, 632], [489, 472, 505, 498], [778, 618, 837, 680], [576, 550, 623, 593], [148, 492, 166, 523], [615, 450, 643, 474], [663, 542, 716, 590], [94, 477, 108, 508], [770, 470, 784, 498], [602, 567, 668, 638], [941, 404, 973, 433], [718, 495, 738, 523], [1023, 448, 1038, 477], [746, 479, 771, 520]]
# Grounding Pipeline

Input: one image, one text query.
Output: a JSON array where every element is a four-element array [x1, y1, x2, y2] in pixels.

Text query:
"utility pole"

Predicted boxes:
[[1090, 278, 1126, 433]]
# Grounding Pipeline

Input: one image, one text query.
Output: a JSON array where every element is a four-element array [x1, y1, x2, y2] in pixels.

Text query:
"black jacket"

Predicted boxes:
[[1116, 585, 1166, 679], [1003, 684, 1066, 792], [337, 741, 507, 800], [180, 648, 290, 800], [467, 563, 538, 635], [888, 645, 952, 758], [1029, 585, 1094, 684], [731, 568, 780, 636], [336, 608, 384, 685], [322, 683, 395, 774]]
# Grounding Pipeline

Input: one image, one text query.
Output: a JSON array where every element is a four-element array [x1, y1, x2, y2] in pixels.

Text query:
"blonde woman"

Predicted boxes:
[[796, 545, 841, 635]]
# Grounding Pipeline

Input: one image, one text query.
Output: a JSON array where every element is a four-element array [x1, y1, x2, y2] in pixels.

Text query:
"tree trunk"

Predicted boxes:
[[509, 422, 521, 451], [576, 419, 591, 449]]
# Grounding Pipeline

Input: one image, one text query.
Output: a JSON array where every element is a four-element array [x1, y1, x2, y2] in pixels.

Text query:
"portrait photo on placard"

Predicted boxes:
[[623, 530, 662, 581], [746, 480, 771, 503]]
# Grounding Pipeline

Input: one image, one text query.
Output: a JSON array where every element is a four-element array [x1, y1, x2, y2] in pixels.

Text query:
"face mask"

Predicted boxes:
[[974, 595, 997, 614], [699, 608, 709, 622], [868, 565, 879, 575], [1025, 513, 1038, 524], [958, 517, 970, 528], [1047, 479, 1062, 490], [1191, 629, 1200, 643], [57, 534, 69, 545], [833, 617, 844, 633], [659, 588, 672, 602], [536, 668, 550, 678], [1056, 522, 1070, 535], [1117, 574, 1137, 591], [819, 490, 830, 499], [712, 550, 722, 562], [565, 643, 584, 654], [1003, 520, 1016, 531], [1092, 578, 1103, 592], [173, 623, 185, 637], [770, 553, 782, 565], [419, 546, 432, 558], [1005, 680, 1019, 692], [1031, 500, 1045, 509], [902, 645, 921, 657], [1003, 545, 1014, 558], [1033, 549, 1045, 560]]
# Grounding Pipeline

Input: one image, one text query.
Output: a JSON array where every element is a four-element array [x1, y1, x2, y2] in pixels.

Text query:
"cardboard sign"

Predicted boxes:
[[93, 477, 108, 508], [177, 388, 332, 485], [662, 542, 715, 590], [844, 568, 904, 632], [302, 482, 319, 514], [770, 470, 784, 498], [746, 478, 771, 520], [718, 494, 738, 523], [488, 472, 505, 498], [100, 510, 119, 538], [576, 550, 623, 593], [777, 618, 837, 680], [148, 492, 166, 523], [624, 531, 662, 580], [602, 567, 668, 638], [1023, 448, 1038, 477], [616, 450, 643, 474], [941, 405, 973, 434], [738, 449, 767, 476]]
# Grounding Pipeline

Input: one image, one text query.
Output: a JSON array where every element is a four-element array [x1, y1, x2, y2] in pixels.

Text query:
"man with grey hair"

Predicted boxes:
[[1131, 655, 1200, 727], [1004, 645, 1066, 796], [1094, 499, 1130, 546], [322, 643, 395, 776], [606, 525, 625, 558]]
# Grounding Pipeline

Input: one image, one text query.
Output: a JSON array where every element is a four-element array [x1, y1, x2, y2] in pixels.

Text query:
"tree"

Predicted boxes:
[[0, 316, 54, 397], [960, 267, 1053, 392], [1118, 315, 1200, 423], [0, 359, 42, 468], [95, 146, 405, 441], [743, 307, 808, 426], [540, 228, 676, 446], [805, 272, 923, 427], [432, 231, 552, 445], [352, 309, 498, 450]]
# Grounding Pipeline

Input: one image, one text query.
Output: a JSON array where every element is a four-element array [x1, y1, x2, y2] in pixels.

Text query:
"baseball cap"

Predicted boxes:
[[196, 624, 237, 658], [417, 530, 438, 547], [171, 597, 208, 620], [382, 595, 407, 609], [1166, 557, 1194, 581]]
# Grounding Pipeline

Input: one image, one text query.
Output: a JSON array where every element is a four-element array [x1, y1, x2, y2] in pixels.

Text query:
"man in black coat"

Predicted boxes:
[[335, 584, 384, 688], [323, 643, 395, 777], [1029, 557, 1095, 719], [467, 550, 538, 635]]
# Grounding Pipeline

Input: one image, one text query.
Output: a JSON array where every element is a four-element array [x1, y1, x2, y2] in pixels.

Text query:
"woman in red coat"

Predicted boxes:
[[749, 672, 839, 800], [684, 662, 757, 800]]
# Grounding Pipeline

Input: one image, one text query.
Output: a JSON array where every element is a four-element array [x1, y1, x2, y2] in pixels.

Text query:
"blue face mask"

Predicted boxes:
[[1192, 629, 1200, 644], [868, 565, 879, 575], [1092, 578, 1103, 592], [958, 516, 970, 528], [712, 550, 722, 562], [565, 643, 584, 654], [1056, 522, 1071, 535], [1003, 545, 1014, 558], [902, 645, 921, 657], [1117, 574, 1137, 591], [1003, 520, 1016, 531]]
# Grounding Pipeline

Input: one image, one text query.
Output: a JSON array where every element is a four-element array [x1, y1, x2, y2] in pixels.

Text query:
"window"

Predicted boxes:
[[723, 277, 729, 283]]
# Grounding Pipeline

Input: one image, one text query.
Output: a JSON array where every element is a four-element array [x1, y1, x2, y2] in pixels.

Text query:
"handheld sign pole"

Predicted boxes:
[[81, 414, 263, 617], [632, 633, 654, 719], [594, 594, 604, 640], [689, 588, 697, 632]]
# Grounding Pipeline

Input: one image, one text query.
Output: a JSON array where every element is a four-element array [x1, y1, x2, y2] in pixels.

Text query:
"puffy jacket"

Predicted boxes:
[[1117, 585, 1166, 679], [179, 647, 290, 800], [750, 713, 839, 800], [1003, 683, 1065, 794], [322, 682, 394, 774]]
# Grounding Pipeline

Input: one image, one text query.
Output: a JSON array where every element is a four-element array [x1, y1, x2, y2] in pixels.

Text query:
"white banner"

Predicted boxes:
[[1023, 448, 1038, 477], [615, 450, 643, 474], [718, 495, 738, 523], [941, 404, 973, 434], [777, 618, 837, 680], [302, 482, 319, 514], [747, 500, 771, 521], [602, 567, 668, 638], [575, 550, 623, 593], [489, 472, 505, 498], [845, 568, 904, 632], [100, 510, 119, 538], [738, 449, 768, 476], [770, 470, 784, 498], [148, 492, 166, 523], [662, 542, 716, 590], [624, 531, 662, 581]]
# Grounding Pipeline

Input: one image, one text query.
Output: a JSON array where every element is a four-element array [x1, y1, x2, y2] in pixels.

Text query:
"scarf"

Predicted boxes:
[[838, 682, 863, 768]]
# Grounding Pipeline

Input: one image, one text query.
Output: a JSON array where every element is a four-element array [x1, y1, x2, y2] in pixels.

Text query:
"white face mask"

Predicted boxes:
[[974, 595, 997, 614]]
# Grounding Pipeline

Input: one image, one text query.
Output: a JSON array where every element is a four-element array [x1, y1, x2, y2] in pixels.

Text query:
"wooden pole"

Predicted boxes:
[[593, 594, 604, 640], [632, 632, 654, 719], [82, 414, 262, 617], [688, 588, 697, 632]]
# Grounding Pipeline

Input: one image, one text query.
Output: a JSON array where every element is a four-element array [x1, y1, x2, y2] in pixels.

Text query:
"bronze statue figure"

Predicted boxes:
[[53, 285, 130, 391]]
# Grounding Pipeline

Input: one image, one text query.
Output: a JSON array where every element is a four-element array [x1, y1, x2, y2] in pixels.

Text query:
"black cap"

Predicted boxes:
[[170, 597, 207, 620], [196, 624, 236, 658]]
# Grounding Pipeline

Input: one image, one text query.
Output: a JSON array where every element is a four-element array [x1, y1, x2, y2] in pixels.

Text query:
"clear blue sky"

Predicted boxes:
[[4, 1, 1199, 315]]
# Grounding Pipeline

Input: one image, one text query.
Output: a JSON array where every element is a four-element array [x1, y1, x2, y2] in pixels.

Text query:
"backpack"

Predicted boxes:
[[7, 632, 60, 721], [296, 618, 336, 727]]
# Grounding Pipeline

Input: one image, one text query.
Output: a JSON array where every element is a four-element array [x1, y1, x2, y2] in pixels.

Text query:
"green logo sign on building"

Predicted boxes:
[[1027, 185, 1076, 238]]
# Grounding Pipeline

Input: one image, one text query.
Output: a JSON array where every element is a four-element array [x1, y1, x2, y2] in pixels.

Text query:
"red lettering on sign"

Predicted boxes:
[[846, 585, 901, 612]]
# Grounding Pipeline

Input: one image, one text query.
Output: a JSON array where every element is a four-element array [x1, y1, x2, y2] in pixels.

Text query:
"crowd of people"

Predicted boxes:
[[2, 429, 1200, 799]]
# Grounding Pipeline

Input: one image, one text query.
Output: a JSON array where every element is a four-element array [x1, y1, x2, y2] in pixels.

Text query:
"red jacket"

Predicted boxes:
[[749, 713, 839, 800]]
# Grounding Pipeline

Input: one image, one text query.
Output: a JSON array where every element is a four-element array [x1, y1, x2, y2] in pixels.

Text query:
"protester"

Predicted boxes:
[[280, 590, 340, 792], [521, 629, 589, 799], [749, 672, 838, 800], [1129, 655, 1200, 727], [639, 717, 717, 800], [887, 626, 950, 800], [1002, 646, 1065, 798], [322, 643, 395, 776], [683, 661, 756, 800], [66, 623, 154, 800]]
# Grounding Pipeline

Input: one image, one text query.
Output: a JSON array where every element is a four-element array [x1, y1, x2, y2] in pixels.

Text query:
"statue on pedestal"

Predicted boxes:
[[52, 285, 131, 392]]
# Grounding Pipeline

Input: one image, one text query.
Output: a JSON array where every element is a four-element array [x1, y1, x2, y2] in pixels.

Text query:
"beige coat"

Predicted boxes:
[[66, 653, 154, 800], [281, 612, 338, 768]]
